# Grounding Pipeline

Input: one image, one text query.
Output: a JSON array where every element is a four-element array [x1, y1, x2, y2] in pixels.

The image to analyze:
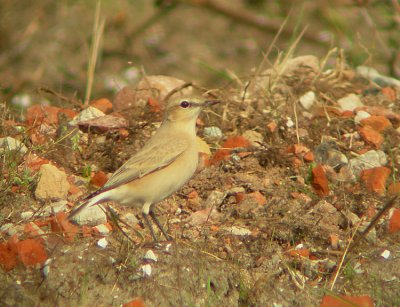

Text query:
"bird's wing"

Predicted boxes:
[[99, 137, 189, 192]]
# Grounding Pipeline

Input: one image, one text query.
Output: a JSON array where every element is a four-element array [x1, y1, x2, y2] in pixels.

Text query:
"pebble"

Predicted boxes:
[[337, 93, 363, 111], [348, 150, 387, 176], [20, 211, 35, 220], [43, 200, 68, 215], [69, 106, 105, 126], [203, 126, 223, 139], [204, 190, 226, 208], [286, 117, 295, 128], [69, 204, 107, 226], [97, 238, 108, 249], [122, 212, 139, 226], [93, 224, 111, 236], [42, 259, 52, 278], [354, 111, 371, 124], [224, 226, 252, 236], [299, 91, 315, 110], [141, 264, 152, 277], [144, 250, 157, 262], [381, 250, 390, 259], [11, 93, 32, 108], [0, 137, 28, 154]]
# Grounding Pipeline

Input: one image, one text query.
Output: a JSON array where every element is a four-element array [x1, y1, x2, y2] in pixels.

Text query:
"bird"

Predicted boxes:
[[69, 95, 219, 241]]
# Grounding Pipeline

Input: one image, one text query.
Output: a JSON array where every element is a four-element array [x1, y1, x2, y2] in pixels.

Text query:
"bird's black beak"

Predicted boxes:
[[204, 100, 220, 107]]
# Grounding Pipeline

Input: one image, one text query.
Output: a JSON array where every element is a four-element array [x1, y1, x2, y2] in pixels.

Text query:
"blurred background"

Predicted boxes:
[[0, 0, 399, 105]]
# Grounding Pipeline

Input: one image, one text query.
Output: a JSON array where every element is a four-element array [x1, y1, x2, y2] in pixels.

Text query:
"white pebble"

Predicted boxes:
[[299, 91, 315, 110], [144, 250, 158, 262], [141, 264, 152, 277], [97, 238, 108, 249], [381, 250, 390, 259]]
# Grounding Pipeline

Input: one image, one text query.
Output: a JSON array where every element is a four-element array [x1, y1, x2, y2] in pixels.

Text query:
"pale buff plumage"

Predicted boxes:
[[69, 96, 218, 241]]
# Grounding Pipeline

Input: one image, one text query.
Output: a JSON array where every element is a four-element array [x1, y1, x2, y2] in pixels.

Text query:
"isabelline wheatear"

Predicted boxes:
[[69, 95, 218, 241]]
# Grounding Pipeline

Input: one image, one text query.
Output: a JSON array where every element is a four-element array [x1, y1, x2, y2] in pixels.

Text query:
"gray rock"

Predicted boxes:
[[144, 250, 157, 262], [44, 200, 68, 215], [203, 126, 223, 139], [20, 211, 34, 220], [69, 204, 107, 226], [338, 94, 363, 111], [354, 110, 370, 124], [69, 106, 105, 126], [349, 150, 387, 176], [299, 91, 316, 110], [204, 191, 227, 208], [0, 137, 28, 154], [224, 226, 252, 236], [35, 164, 70, 201]]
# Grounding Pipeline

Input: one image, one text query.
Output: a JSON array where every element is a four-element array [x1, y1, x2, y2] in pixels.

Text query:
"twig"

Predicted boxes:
[[37, 87, 83, 108], [84, 1, 105, 107], [350, 195, 399, 252]]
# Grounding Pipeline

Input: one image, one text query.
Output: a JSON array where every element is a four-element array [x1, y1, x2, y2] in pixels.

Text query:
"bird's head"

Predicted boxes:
[[164, 96, 219, 123]]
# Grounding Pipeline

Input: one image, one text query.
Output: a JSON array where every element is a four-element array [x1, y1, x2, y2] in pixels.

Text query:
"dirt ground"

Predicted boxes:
[[1, 1, 400, 307]]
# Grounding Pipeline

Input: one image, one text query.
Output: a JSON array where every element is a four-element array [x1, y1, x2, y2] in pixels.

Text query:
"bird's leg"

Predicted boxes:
[[149, 209, 172, 241], [142, 212, 159, 242]]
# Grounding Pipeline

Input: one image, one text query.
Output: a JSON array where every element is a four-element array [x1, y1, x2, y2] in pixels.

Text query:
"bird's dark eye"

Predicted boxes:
[[180, 100, 190, 108]]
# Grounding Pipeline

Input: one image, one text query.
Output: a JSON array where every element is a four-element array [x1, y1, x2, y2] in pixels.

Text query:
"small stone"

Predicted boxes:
[[69, 205, 107, 226], [141, 264, 152, 277], [349, 150, 387, 176], [42, 258, 52, 278], [43, 200, 68, 215], [35, 164, 70, 201], [224, 226, 251, 236], [203, 126, 223, 139], [0, 137, 28, 154], [286, 117, 294, 128], [97, 237, 108, 249], [242, 130, 263, 147], [299, 91, 315, 110], [77, 114, 129, 132], [354, 111, 370, 124], [144, 250, 157, 262], [69, 106, 105, 126], [345, 211, 361, 226], [381, 250, 390, 259], [21, 211, 34, 220], [338, 94, 363, 111], [122, 212, 139, 226], [0, 223, 13, 233], [93, 224, 112, 236], [204, 191, 226, 208], [11, 93, 32, 108]]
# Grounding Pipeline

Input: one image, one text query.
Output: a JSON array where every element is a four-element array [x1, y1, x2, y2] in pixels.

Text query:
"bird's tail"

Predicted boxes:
[[68, 191, 107, 221]]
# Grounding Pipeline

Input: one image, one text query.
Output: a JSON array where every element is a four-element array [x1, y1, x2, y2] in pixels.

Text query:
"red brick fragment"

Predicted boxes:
[[360, 166, 391, 195], [320, 295, 373, 307], [360, 115, 392, 132], [91, 171, 108, 187], [358, 125, 384, 148], [388, 208, 400, 233], [312, 165, 329, 196]]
